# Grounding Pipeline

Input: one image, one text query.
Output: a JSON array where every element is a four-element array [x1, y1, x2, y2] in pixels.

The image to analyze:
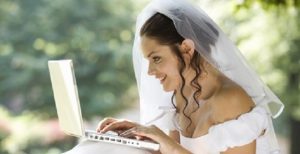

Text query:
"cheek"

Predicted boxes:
[[166, 67, 182, 84], [160, 57, 182, 80], [169, 62, 182, 78], [170, 69, 181, 78], [161, 62, 179, 76]]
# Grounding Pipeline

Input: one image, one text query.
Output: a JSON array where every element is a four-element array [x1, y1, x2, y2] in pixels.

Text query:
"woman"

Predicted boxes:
[[65, 0, 284, 153]]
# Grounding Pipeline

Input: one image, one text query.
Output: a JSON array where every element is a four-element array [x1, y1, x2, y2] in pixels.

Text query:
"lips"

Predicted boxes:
[[157, 75, 166, 83]]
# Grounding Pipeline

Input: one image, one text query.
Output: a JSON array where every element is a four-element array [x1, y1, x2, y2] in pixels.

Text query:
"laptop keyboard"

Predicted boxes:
[[84, 130, 159, 150], [85, 130, 140, 146]]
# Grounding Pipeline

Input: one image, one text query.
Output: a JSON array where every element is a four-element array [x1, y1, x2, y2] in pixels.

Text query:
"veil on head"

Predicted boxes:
[[133, 0, 284, 129]]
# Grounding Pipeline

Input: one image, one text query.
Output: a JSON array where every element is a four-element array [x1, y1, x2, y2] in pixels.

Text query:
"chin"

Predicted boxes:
[[162, 86, 176, 92], [163, 88, 173, 92]]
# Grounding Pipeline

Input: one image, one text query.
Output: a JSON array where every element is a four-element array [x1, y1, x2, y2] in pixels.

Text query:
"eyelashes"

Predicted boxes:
[[152, 56, 161, 63]]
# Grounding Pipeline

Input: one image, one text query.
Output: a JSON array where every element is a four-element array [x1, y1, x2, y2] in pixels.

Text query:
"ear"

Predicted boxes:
[[180, 39, 195, 57], [180, 39, 195, 66]]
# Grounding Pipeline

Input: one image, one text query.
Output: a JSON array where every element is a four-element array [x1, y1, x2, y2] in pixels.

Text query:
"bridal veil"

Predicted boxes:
[[132, 0, 284, 152]]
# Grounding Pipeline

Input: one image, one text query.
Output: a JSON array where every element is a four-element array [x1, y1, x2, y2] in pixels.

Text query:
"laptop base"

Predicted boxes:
[[84, 130, 160, 151]]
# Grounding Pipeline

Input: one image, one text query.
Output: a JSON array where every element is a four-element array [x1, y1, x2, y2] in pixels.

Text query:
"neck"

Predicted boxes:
[[175, 65, 226, 108]]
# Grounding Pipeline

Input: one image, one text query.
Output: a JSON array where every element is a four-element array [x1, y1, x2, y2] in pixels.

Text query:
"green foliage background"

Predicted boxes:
[[0, 0, 141, 153], [0, 0, 137, 119]]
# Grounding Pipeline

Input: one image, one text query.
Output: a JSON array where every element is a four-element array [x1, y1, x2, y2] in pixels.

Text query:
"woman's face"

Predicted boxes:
[[141, 36, 182, 92]]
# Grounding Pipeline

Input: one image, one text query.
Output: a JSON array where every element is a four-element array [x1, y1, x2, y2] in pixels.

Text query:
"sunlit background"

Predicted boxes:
[[0, 0, 299, 153]]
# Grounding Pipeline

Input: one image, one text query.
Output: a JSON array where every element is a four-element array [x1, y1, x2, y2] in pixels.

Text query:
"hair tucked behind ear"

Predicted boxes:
[[140, 13, 217, 131]]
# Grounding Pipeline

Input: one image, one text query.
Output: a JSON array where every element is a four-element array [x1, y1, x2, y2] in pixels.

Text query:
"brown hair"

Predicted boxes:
[[140, 13, 217, 131]]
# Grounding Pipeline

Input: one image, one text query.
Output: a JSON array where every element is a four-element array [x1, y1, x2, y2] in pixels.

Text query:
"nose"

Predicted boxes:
[[147, 63, 155, 76]]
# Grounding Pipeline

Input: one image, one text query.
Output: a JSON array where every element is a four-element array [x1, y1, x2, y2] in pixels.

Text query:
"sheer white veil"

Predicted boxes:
[[133, 0, 284, 130]]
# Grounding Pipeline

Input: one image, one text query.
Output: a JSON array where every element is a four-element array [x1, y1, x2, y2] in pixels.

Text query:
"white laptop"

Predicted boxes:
[[48, 59, 160, 151]]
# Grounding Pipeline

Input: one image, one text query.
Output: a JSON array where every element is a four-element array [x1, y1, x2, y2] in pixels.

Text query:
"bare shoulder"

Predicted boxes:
[[212, 83, 255, 123]]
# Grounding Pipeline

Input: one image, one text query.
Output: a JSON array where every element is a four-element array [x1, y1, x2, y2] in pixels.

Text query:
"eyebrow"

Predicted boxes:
[[147, 51, 156, 58]]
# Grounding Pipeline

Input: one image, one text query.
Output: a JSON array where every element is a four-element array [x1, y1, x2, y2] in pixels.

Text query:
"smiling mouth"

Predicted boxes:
[[158, 76, 166, 83]]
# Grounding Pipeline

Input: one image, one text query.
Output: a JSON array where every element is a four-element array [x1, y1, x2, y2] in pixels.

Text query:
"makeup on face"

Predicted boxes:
[[141, 36, 182, 91]]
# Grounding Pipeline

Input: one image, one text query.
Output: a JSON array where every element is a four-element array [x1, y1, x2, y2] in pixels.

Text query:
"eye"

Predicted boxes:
[[152, 56, 161, 64]]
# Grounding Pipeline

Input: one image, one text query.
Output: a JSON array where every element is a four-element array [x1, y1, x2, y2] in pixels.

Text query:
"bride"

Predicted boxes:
[[65, 0, 284, 153]]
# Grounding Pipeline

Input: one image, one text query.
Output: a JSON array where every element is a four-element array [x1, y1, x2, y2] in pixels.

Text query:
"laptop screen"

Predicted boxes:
[[48, 60, 84, 137]]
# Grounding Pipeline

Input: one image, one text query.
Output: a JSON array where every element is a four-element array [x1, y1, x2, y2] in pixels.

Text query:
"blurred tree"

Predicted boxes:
[[274, 20, 300, 154], [0, 0, 138, 153], [235, 0, 300, 9], [0, 0, 137, 119], [236, 1, 300, 153]]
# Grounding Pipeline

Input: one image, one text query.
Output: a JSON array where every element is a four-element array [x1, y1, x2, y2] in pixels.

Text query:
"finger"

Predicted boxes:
[[135, 136, 144, 140], [115, 130, 126, 135], [121, 126, 150, 138], [122, 131, 138, 139], [129, 125, 159, 140], [119, 127, 137, 137], [101, 121, 135, 133], [96, 117, 116, 132], [135, 135, 152, 141], [120, 126, 149, 138], [97, 118, 114, 132]]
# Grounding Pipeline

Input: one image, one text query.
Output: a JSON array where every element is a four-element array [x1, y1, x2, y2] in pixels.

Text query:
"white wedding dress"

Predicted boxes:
[[63, 106, 280, 154], [179, 106, 280, 154]]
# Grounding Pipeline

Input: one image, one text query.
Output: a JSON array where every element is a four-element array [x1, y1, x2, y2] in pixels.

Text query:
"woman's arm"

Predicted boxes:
[[151, 130, 180, 154], [169, 130, 180, 143]]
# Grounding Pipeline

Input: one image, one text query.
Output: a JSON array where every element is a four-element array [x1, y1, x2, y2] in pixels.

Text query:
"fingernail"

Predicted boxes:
[[120, 132, 128, 136], [119, 133, 125, 136]]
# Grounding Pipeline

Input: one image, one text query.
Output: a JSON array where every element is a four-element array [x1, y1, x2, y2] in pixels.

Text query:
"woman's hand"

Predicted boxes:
[[97, 117, 191, 154], [119, 125, 166, 142], [119, 124, 192, 154], [96, 117, 138, 135]]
